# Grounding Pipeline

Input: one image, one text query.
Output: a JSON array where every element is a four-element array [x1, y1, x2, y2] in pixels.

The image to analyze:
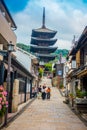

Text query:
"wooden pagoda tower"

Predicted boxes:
[[30, 7, 58, 63]]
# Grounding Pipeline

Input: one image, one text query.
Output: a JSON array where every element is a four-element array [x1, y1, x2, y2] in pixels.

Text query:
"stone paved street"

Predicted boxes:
[[2, 78, 87, 130]]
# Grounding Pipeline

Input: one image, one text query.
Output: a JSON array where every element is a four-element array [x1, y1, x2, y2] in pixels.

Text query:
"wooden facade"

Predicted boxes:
[[66, 26, 87, 112]]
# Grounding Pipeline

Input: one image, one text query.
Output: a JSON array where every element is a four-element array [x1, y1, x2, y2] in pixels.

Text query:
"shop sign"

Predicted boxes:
[[58, 70, 62, 76]]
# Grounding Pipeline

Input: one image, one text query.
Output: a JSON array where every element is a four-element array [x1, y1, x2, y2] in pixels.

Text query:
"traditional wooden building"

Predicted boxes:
[[0, 1, 36, 126], [66, 27, 87, 112], [0, 0, 17, 84], [30, 7, 58, 62], [0, 0, 17, 49], [0, 0, 17, 125], [68, 27, 87, 93]]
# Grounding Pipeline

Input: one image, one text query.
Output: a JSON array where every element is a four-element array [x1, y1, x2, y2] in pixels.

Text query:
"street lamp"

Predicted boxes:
[[7, 42, 14, 51], [4, 41, 14, 125]]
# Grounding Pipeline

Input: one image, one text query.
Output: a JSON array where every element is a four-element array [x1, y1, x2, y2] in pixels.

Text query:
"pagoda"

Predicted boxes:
[[30, 7, 58, 62]]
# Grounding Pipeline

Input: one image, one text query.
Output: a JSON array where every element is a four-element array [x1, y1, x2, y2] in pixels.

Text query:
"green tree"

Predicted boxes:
[[44, 63, 52, 72], [17, 43, 30, 52], [38, 67, 44, 78]]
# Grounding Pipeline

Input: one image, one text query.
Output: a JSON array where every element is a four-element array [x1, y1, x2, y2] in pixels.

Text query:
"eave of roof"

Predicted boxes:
[[1, 0, 17, 29], [12, 58, 34, 79], [31, 37, 57, 42], [69, 26, 87, 56], [30, 46, 57, 53], [16, 47, 38, 59], [30, 45, 57, 49], [72, 65, 87, 78], [32, 27, 57, 34], [36, 53, 57, 58]]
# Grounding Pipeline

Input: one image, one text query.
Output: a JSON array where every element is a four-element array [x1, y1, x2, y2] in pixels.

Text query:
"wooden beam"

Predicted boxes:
[[77, 69, 87, 77]]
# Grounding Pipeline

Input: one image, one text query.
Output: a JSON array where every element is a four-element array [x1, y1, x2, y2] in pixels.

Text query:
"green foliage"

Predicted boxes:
[[59, 83, 64, 89], [44, 63, 52, 72], [69, 93, 74, 98], [0, 106, 6, 117], [54, 49, 69, 57], [17, 43, 30, 52], [49, 49, 69, 62], [16, 43, 69, 59], [76, 90, 87, 98], [38, 68, 44, 78]]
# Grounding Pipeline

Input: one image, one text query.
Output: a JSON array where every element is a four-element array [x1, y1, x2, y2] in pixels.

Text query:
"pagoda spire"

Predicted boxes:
[[42, 7, 46, 28]]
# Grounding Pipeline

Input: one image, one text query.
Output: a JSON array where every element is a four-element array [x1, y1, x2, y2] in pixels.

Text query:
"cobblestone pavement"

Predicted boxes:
[[2, 78, 87, 130]]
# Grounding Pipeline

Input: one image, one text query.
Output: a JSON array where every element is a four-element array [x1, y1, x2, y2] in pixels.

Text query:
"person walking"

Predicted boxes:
[[38, 85, 41, 93], [41, 85, 46, 100], [45, 87, 48, 99], [47, 87, 51, 99], [34, 86, 38, 97], [37, 85, 42, 99]]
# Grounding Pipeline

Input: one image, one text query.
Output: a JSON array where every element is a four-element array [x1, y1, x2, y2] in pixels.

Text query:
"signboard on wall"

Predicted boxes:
[[71, 60, 76, 68], [58, 70, 62, 76], [65, 66, 69, 73]]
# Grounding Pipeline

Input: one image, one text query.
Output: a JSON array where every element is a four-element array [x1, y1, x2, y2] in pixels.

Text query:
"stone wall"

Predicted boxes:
[[12, 79, 19, 113]]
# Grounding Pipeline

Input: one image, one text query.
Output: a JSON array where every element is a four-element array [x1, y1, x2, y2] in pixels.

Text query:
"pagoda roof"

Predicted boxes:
[[32, 28, 57, 38], [30, 45, 58, 53], [32, 27, 57, 33], [36, 53, 57, 57], [31, 7, 57, 38], [31, 37, 57, 46], [36, 53, 57, 61]]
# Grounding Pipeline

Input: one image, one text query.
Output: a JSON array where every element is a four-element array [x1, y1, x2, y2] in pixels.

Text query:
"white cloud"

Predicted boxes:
[[54, 39, 71, 50], [13, 0, 87, 50]]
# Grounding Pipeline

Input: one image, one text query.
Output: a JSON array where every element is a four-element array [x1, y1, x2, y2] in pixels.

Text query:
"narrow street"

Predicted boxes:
[[1, 1, 87, 130], [2, 77, 87, 130]]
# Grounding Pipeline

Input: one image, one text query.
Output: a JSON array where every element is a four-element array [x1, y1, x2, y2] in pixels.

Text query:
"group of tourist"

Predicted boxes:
[[32, 85, 51, 100], [38, 85, 51, 100]]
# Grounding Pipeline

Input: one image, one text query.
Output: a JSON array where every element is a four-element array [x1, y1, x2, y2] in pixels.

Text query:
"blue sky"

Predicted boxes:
[[4, 0, 87, 50], [5, 0, 29, 13]]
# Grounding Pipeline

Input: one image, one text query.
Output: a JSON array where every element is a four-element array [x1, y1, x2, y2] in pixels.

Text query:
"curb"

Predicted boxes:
[[1, 98, 35, 129], [58, 88, 64, 97], [66, 100, 87, 127]]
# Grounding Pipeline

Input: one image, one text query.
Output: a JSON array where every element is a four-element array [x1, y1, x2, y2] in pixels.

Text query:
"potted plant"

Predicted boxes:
[[75, 90, 87, 113], [69, 93, 75, 99]]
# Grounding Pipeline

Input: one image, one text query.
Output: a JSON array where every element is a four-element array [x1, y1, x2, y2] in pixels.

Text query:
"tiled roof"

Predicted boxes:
[[33, 27, 57, 33], [31, 37, 57, 41]]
